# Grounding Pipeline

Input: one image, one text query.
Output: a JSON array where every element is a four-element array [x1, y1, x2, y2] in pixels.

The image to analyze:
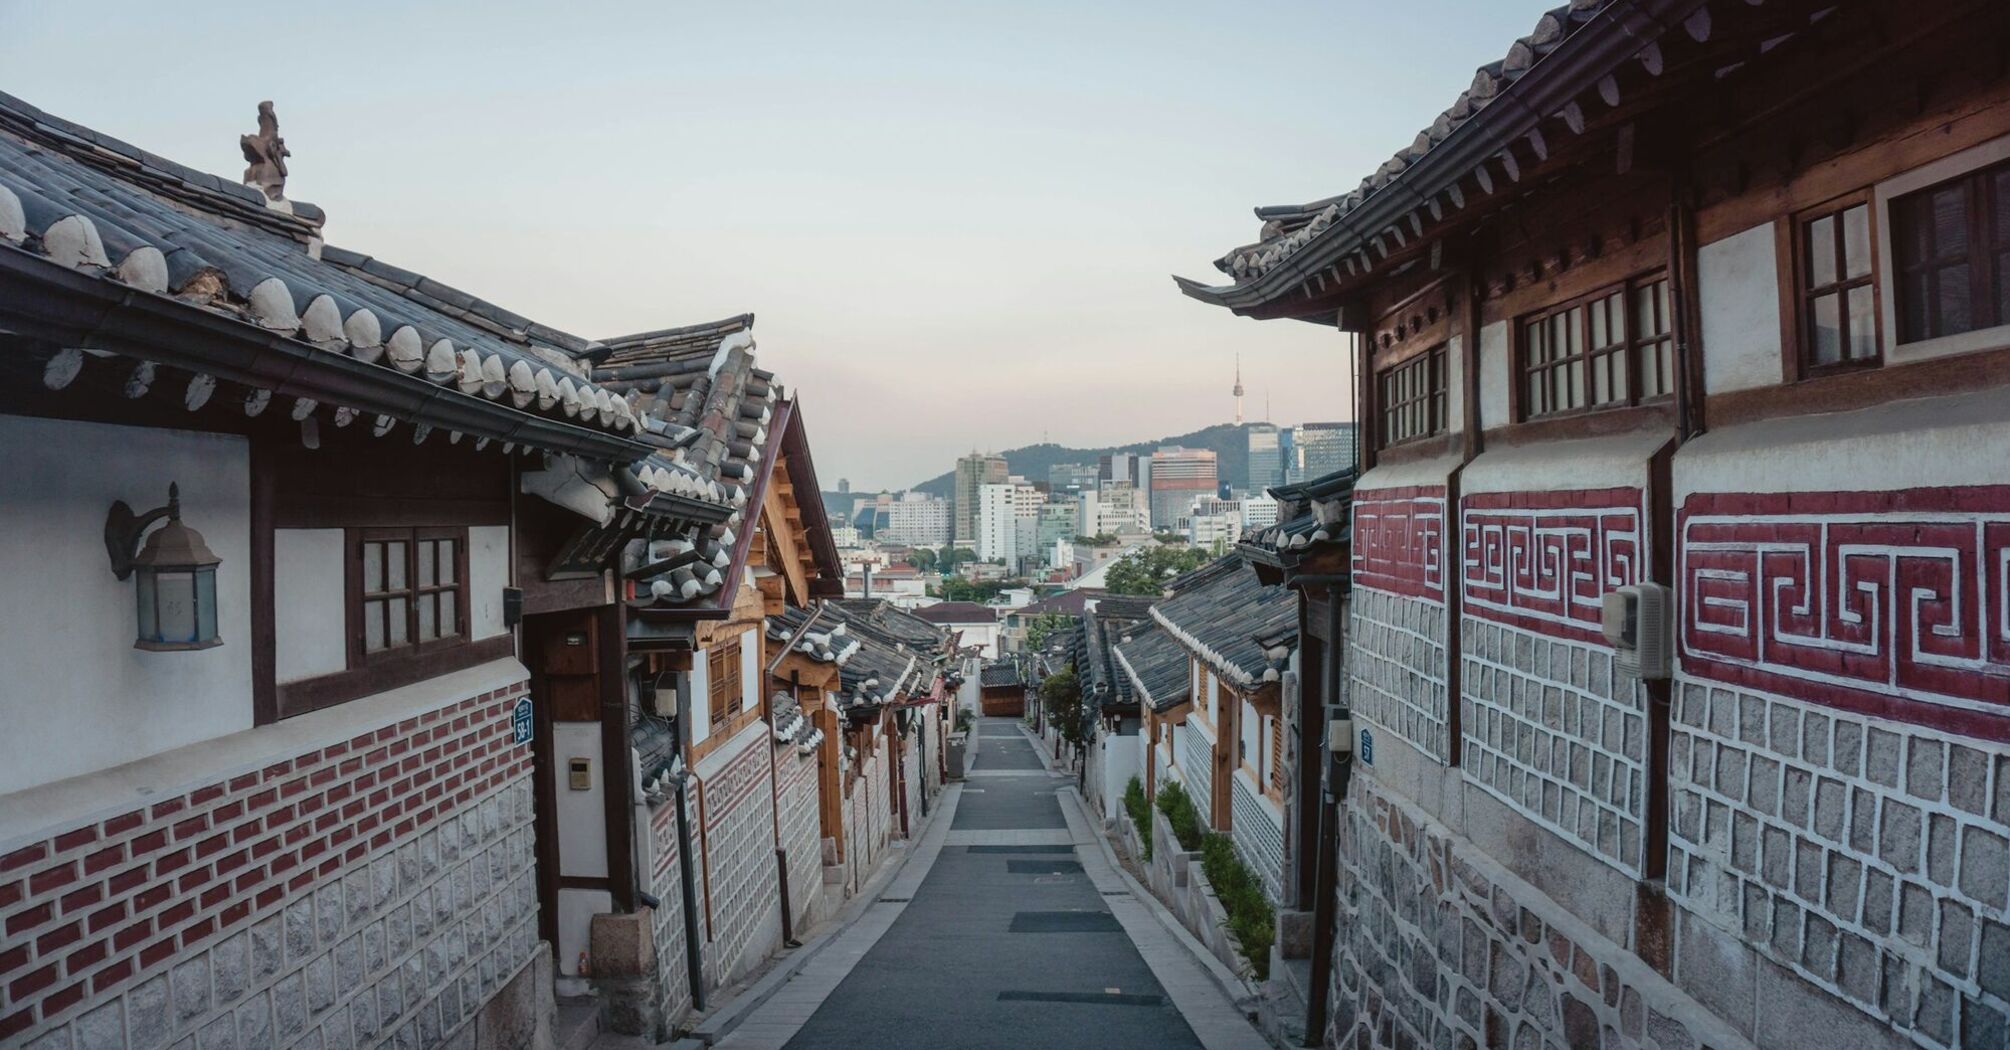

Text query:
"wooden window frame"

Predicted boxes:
[[708, 636, 743, 733], [1376, 343, 1448, 449], [352, 526, 470, 666], [1791, 190, 1884, 376], [1513, 270, 1674, 422], [277, 524, 500, 721], [1889, 157, 2010, 345]]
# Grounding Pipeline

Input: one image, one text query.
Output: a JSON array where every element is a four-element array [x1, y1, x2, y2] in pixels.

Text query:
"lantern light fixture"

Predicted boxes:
[[105, 483, 223, 652]]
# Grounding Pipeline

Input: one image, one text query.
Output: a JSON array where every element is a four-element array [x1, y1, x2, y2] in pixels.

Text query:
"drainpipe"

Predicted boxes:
[[670, 769, 706, 1012]]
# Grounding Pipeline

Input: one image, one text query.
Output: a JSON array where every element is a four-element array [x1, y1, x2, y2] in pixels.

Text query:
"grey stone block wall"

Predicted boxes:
[[1230, 771, 1284, 901], [28, 781, 539, 1050], [1460, 617, 1648, 876], [1667, 683, 2010, 1049], [647, 794, 692, 1034], [776, 742, 824, 932], [696, 734, 782, 995], [1327, 776, 1747, 1050], [1348, 587, 1450, 762], [1174, 722, 1216, 826]]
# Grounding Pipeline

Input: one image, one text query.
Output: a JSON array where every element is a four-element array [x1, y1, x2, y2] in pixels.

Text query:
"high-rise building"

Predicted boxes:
[[1036, 503, 1076, 567], [953, 452, 1009, 546], [1078, 484, 1151, 538], [881, 492, 951, 547], [975, 479, 1045, 570], [1098, 452, 1146, 489], [1242, 492, 1281, 531], [1046, 462, 1097, 499], [1246, 422, 1283, 493], [1149, 446, 1218, 530], [1288, 422, 1358, 483]]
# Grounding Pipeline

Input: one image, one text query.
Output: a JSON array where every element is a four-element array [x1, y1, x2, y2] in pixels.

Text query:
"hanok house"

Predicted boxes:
[[596, 313, 852, 1029], [1141, 554, 1298, 900], [1178, 1, 2010, 1047], [767, 600, 952, 898], [1073, 594, 1157, 819], [0, 94, 760, 1049], [976, 661, 1026, 718]]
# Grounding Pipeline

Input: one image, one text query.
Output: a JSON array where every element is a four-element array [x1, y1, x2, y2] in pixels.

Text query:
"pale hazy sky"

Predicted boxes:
[[1, 1, 1545, 489]]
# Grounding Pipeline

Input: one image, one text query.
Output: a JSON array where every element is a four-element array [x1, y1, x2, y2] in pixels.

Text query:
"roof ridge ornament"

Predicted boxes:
[[240, 101, 291, 212]]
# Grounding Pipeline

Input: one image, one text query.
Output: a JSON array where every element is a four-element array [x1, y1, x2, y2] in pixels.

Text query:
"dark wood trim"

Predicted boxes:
[[274, 634, 514, 720], [1667, 177, 1707, 439], [557, 875, 615, 892], [347, 526, 474, 669], [530, 623, 562, 949], [1636, 438, 1679, 979], [275, 493, 510, 529], [1354, 331, 1377, 476], [599, 602, 637, 912], [1461, 260, 1485, 459], [1707, 341, 2010, 427], [1509, 267, 1675, 424], [250, 441, 278, 727], [1442, 468, 1465, 770]]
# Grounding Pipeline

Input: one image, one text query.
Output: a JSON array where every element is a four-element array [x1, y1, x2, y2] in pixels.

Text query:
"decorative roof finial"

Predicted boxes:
[[239, 101, 290, 206]]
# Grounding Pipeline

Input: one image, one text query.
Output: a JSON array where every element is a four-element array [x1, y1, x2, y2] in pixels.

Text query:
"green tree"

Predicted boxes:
[[938, 577, 1005, 603], [908, 547, 938, 572], [1103, 546, 1212, 596], [1039, 666, 1085, 746], [1023, 612, 1075, 652]]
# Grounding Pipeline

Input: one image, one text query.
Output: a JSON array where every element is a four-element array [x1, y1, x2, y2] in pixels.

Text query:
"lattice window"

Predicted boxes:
[[708, 636, 742, 731], [1799, 196, 1880, 369], [356, 528, 466, 657], [1518, 272, 1673, 419], [1378, 344, 1447, 447], [1891, 159, 2010, 343]]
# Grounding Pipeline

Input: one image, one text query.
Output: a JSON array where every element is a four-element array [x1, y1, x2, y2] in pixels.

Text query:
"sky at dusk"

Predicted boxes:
[[1, 0, 1548, 490]]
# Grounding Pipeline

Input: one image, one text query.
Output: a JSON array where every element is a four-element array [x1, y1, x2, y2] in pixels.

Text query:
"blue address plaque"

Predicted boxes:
[[1358, 727, 1374, 766], [511, 695, 534, 746]]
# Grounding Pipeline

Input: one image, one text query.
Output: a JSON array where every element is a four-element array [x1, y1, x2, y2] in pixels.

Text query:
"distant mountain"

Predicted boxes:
[[908, 423, 1257, 498]]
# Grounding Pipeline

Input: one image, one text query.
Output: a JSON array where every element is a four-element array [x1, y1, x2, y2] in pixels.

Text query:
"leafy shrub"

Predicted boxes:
[[1155, 781, 1204, 852], [1123, 777, 1153, 861], [1200, 833, 1274, 979]]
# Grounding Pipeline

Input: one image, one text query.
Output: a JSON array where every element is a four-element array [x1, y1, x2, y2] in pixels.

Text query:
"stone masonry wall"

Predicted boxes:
[[1461, 618, 1650, 876], [773, 740, 822, 933], [0, 680, 539, 1050], [1329, 776, 1746, 1050], [695, 723, 780, 994], [1230, 771, 1284, 902], [1350, 585, 1451, 763], [1667, 684, 2010, 1048]]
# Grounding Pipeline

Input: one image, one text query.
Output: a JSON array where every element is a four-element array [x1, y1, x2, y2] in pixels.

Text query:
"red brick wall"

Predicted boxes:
[[0, 681, 532, 1041]]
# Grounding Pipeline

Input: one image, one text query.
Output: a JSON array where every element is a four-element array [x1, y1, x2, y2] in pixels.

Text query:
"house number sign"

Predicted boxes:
[[512, 695, 534, 746]]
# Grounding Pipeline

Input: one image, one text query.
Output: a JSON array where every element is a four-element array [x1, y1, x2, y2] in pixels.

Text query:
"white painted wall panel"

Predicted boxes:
[[554, 722, 609, 878], [1698, 222, 1783, 395], [0, 416, 252, 794], [468, 523, 510, 640], [1478, 321, 1510, 430], [274, 528, 346, 684], [740, 630, 760, 712], [690, 658, 712, 747]]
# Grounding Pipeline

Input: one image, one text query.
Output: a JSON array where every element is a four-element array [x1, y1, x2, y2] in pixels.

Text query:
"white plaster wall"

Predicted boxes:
[[1451, 333, 1468, 435], [468, 523, 510, 640], [557, 888, 612, 977], [1478, 321, 1510, 430], [740, 632, 760, 712], [1461, 427, 1673, 495], [1355, 449, 1463, 494], [0, 416, 251, 795], [690, 657, 712, 748], [1698, 221, 1783, 395], [554, 722, 609, 879], [274, 528, 345, 684], [1100, 729, 1141, 818], [1672, 383, 2010, 499]]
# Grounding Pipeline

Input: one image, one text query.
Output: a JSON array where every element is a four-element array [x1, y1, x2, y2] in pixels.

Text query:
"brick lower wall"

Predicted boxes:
[[0, 679, 538, 1049], [694, 724, 780, 993], [1667, 683, 2010, 1048], [1328, 775, 1745, 1050]]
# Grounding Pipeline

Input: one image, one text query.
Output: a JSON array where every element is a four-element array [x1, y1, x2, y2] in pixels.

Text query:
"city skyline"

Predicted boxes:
[[0, 0, 1534, 490]]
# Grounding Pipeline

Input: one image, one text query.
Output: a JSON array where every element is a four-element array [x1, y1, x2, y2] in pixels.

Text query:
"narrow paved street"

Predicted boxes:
[[715, 720, 1269, 1050]]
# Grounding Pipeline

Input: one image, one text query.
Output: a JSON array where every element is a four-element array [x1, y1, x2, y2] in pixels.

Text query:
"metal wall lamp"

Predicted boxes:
[[105, 483, 223, 651]]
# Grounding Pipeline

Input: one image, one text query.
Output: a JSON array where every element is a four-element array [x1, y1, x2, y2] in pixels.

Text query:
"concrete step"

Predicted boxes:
[[556, 995, 600, 1050]]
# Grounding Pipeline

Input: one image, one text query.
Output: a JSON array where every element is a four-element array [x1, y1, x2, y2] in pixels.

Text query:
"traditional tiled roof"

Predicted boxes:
[[979, 662, 1022, 689], [1243, 468, 1355, 558], [1088, 595, 1157, 620], [0, 92, 683, 466], [1076, 598, 1152, 712], [1149, 554, 1297, 689], [1175, 0, 1772, 313], [828, 599, 948, 652], [1018, 589, 1100, 618], [822, 600, 942, 708], [1112, 622, 1190, 715], [912, 602, 1000, 625], [610, 316, 788, 607]]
